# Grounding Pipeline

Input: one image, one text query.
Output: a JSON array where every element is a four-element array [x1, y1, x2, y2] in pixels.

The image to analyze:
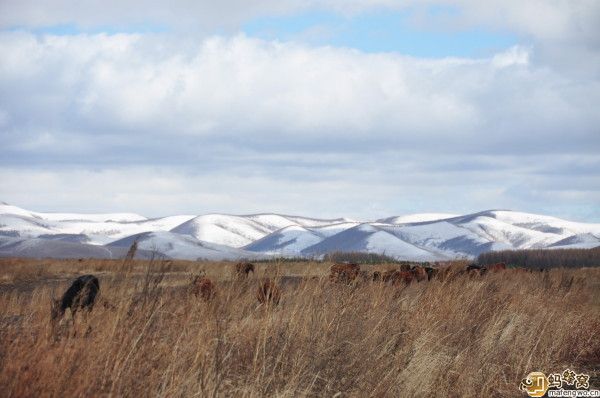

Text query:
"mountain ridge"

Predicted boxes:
[[1, 202, 598, 260]]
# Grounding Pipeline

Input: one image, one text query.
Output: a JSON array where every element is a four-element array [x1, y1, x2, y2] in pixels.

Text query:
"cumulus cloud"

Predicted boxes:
[[1, 33, 598, 157]]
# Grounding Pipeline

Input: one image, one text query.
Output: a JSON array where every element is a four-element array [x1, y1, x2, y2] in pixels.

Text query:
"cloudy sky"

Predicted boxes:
[[0, 1, 599, 221]]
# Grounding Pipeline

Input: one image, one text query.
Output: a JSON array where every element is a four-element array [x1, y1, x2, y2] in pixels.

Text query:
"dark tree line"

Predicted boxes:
[[477, 247, 600, 269]]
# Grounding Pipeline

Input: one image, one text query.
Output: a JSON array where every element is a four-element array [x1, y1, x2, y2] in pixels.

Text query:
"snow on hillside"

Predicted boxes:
[[108, 231, 259, 261], [377, 213, 458, 224], [0, 202, 598, 260], [244, 225, 324, 255], [171, 214, 274, 248], [310, 222, 361, 238], [490, 210, 600, 236], [172, 213, 355, 248], [0, 214, 56, 237], [0, 202, 146, 222], [548, 233, 600, 249], [303, 224, 443, 262], [378, 221, 494, 258], [0, 236, 155, 259], [453, 214, 566, 249]]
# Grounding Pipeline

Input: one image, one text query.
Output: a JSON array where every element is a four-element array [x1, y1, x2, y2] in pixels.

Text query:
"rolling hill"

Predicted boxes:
[[1, 202, 598, 260]]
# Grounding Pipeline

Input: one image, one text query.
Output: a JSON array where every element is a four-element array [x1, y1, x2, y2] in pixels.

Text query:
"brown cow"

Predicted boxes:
[[410, 266, 428, 282], [382, 270, 414, 285], [393, 271, 414, 286], [399, 263, 411, 272], [329, 263, 361, 284], [256, 279, 281, 305], [191, 276, 216, 301], [382, 269, 400, 283], [235, 262, 255, 278]]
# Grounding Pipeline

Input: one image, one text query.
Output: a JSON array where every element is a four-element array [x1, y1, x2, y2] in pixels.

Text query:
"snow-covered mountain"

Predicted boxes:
[[107, 231, 261, 261], [0, 202, 598, 261]]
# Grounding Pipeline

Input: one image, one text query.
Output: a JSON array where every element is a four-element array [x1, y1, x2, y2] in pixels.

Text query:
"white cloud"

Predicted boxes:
[[0, 1, 599, 220], [2, 33, 597, 150]]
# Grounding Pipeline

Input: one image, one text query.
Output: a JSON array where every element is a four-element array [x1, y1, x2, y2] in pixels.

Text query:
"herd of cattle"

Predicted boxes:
[[50, 261, 513, 325]]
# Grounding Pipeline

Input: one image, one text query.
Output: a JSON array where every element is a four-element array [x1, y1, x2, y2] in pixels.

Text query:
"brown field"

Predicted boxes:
[[0, 257, 599, 397]]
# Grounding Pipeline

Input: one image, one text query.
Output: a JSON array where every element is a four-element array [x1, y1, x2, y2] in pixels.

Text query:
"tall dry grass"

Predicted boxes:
[[0, 259, 598, 397]]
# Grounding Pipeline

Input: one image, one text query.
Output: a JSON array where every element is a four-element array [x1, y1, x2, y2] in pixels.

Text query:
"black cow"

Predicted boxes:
[[51, 275, 100, 321]]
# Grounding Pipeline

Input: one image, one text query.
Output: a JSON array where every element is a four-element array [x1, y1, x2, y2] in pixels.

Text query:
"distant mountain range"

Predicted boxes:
[[1, 202, 599, 261]]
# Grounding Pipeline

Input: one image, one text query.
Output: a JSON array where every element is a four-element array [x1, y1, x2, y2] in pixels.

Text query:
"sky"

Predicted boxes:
[[0, 1, 599, 221]]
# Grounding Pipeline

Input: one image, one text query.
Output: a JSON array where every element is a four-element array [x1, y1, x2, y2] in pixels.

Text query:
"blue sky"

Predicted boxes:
[[244, 9, 517, 58], [0, 1, 599, 221]]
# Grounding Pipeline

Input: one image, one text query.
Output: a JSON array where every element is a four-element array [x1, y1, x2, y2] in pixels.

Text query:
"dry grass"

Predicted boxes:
[[0, 258, 598, 397]]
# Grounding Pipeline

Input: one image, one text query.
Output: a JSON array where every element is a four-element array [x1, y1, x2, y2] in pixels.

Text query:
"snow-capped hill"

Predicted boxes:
[[0, 202, 146, 222], [244, 214, 353, 230], [310, 222, 361, 238], [549, 233, 600, 250], [377, 213, 458, 224], [489, 210, 600, 236], [0, 203, 598, 260], [0, 213, 55, 238], [171, 214, 274, 248], [244, 225, 323, 255], [379, 221, 493, 258], [454, 215, 565, 249], [171, 213, 356, 248], [108, 231, 259, 261], [0, 236, 155, 259], [243, 222, 361, 256], [303, 223, 443, 262]]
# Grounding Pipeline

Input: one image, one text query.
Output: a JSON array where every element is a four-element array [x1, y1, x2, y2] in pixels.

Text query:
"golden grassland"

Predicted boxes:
[[0, 257, 599, 397]]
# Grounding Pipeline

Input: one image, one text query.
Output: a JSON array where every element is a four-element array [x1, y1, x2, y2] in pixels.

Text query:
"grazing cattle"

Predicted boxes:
[[382, 270, 414, 285], [372, 271, 382, 282], [393, 271, 414, 286], [399, 264, 411, 272], [424, 266, 438, 281], [256, 279, 281, 305], [235, 262, 255, 278], [382, 269, 399, 283], [465, 263, 487, 277], [329, 263, 361, 284], [191, 276, 216, 301], [51, 275, 100, 321], [410, 266, 428, 282], [486, 262, 507, 273]]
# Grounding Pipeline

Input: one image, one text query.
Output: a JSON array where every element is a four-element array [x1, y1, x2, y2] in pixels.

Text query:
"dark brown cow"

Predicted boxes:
[[51, 275, 100, 322], [372, 271, 382, 282], [191, 276, 216, 301], [256, 279, 281, 305], [466, 263, 487, 277], [486, 262, 507, 272], [329, 263, 361, 284], [235, 262, 255, 278], [424, 266, 438, 281]]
